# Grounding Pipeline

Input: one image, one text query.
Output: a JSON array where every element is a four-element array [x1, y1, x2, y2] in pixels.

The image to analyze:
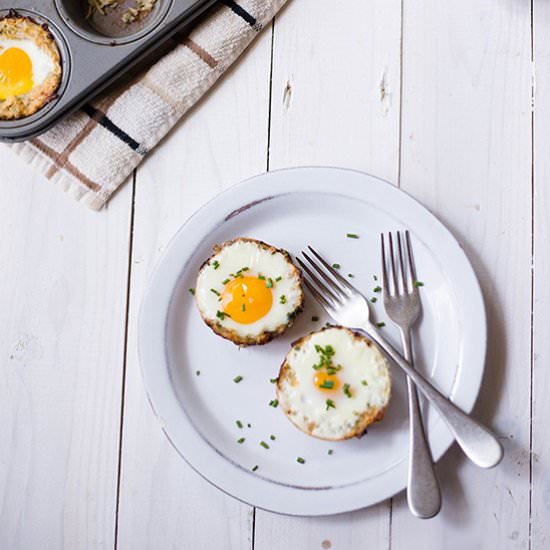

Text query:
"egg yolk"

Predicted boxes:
[[221, 276, 273, 324], [0, 48, 33, 100], [313, 371, 340, 391]]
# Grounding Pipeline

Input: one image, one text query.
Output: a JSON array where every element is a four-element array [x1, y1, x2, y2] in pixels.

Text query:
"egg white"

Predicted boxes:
[[278, 326, 391, 440], [195, 239, 303, 343], [0, 38, 55, 90]]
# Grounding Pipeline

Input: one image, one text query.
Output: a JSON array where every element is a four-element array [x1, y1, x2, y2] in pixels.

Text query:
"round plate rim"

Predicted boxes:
[[138, 166, 487, 516]]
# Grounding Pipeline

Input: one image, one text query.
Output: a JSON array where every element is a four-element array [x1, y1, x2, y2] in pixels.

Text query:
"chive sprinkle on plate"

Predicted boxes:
[[346, 233, 360, 239], [233, 375, 243, 383], [236, 420, 243, 429], [297, 457, 306, 464], [269, 399, 279, 408], [252, 465, 259, 472], [260, 440, 270, 449], [237, 437, 245, 444]]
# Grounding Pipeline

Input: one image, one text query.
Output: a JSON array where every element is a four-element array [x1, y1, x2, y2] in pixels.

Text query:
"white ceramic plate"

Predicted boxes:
[[139, 167, 486, 516]]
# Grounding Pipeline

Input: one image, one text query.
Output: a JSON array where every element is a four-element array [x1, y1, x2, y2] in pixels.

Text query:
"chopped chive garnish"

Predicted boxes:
[[332, 263, 341, 269], [275, 276, 283, 282], [347, 273, 354, 278], [241, 267, 249, 272], [260, 441, 270, 449], [252, 465, 259, 472], [195, 370, 200, 376], [216, 310, 230, 320], [346, 233, 360, 239], [319, 380, 334, 389], [236, 420, 243, 428], [326, 398, 336, 411], [326, 365, 342, 375], [266, 278, 274, 288], [279, 295, 287, 304], [270, 434, 276, 440], [222, 278, 230, 284], [343, 383, 352, 398], [374, 275, 378, 281], [242, 303, 246, 312], [269, 399, 279, 408], [233, 375, 243, 383], [328, 449, 334, 455], [270, 378, 278, 384], [373, 286, 382, 293], [370, 297, 377, 303], [210, 288, 220, 296], [258, 274, 265, 280], [212, 260, 220, 270], [312, 344, 337, 372], [376, 322, 386, 328], [297, 457, 305, 464], [247, 423, 252, 428], [237, 437, 245, 444], [414, 280, 425, 287], [188, 288, 195, 295], [312, 316, 319, 322], [361, 380, 369, 386]]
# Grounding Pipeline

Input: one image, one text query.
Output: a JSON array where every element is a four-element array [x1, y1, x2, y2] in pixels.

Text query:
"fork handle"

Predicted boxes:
[[400, 330, 441, 518], [361, 323, 503, 469]]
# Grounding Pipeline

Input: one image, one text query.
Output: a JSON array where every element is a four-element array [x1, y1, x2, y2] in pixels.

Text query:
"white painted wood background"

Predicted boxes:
[[0, 0, 548, 548]]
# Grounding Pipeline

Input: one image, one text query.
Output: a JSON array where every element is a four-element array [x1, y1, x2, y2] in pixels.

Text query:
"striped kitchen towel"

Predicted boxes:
[[8, 0, 287, 210]]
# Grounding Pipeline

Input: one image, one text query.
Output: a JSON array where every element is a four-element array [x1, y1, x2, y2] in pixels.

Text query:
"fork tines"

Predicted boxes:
[[381, 230, 417, 296], [296, 246, 353, 308]]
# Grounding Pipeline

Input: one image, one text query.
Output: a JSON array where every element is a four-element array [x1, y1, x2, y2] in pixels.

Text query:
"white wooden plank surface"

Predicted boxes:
[[533, 1, 550, 546], [391, 1, 533, 548], [0, 151, 131, 548], [115, 28, 274, 550], [254, 1, 401, 547]]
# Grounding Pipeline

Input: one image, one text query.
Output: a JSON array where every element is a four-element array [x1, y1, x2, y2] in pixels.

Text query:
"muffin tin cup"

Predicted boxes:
[[55, 0, 173, 45], [0, 8, 72, 130], [0, 0, 218, 141]]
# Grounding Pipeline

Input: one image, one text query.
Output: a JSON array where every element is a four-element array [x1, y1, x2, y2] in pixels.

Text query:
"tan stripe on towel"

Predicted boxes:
[[41, 97, 116, 179], [31, 139, 102, 192], [184, 38, 219, 69]]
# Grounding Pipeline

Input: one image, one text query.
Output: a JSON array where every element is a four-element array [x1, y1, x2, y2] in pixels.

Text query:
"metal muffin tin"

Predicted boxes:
[[0, 0, 218, 142]]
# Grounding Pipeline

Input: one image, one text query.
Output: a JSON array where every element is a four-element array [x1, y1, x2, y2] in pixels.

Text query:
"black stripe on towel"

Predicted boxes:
[[221, 0, 260, 30], [82, 104, 147, 156]]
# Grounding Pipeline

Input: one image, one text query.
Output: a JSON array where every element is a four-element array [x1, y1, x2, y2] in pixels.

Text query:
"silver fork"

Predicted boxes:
[[297, 246, 503, 470], [381, 231, 440, 518]]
